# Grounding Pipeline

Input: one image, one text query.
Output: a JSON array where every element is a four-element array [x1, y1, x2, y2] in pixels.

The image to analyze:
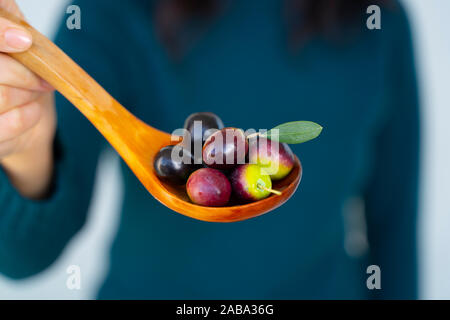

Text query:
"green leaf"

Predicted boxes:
[[263, 121, 323, 144]]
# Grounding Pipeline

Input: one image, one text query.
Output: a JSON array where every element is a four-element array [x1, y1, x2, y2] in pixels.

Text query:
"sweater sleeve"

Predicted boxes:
[[364, 5, 421, 299], [0, 0, 128, 279]]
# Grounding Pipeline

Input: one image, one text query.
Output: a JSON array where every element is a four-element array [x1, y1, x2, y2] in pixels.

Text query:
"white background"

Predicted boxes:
[[0, 0, 449, 299]]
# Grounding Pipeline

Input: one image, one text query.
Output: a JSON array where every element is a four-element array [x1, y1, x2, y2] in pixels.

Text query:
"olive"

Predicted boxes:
[[183, 112, 224, 162], [153, 146, 200, 184], [186, 168, 231, 207], [202, 128, 248, 170]]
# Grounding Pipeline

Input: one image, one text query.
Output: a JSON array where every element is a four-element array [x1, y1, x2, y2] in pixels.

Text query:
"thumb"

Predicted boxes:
[[0, 1, 32, 52]]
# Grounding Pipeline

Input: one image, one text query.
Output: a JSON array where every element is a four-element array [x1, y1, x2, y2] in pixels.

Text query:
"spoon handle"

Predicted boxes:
[[0, 8, 143, 151]]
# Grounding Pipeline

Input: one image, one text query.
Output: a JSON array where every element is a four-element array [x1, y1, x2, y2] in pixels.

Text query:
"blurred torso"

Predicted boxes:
[[99, 0, 387, 299]]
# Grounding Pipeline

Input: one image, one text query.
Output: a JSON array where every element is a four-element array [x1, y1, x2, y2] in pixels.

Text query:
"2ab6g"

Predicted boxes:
[[220, 304, 274, 315]]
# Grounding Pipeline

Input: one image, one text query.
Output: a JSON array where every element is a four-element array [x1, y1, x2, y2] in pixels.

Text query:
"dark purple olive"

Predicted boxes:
[[154, 146, 200, 184], [183, 112, 224, 162], [202, 128, 249, 170]]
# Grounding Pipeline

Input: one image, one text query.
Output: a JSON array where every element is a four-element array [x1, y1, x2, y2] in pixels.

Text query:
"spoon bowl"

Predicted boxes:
[[0, 8, 302, 222]]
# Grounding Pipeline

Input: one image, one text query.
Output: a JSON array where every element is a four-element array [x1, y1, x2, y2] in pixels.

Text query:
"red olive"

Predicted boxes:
[[186, 168, 231, 206], [202, 128, 248, 170]]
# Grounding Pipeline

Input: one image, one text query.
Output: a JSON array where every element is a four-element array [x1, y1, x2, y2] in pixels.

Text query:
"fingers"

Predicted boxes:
[[0, 135, 19, 157], [0, 1, 51, 156], [0, 52, 52, 115], [0, 53, 51, 91], [0, 51, 54, 148], [0, 86, 41, 112], [0, 100, 41, 142]]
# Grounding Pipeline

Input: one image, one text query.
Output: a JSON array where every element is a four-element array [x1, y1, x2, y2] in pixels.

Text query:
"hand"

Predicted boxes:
[[0, 0, 56, 199]]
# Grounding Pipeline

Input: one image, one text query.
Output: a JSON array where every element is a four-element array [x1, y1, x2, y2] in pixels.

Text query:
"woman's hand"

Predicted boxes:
[[0, 0, 56, 199]]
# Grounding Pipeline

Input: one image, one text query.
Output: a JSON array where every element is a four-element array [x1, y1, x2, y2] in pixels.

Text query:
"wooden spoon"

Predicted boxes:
[[0, 8, 302, 222]]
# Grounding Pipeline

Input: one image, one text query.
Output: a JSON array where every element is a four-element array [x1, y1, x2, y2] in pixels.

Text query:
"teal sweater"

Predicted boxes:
[[0, 0, 420, 299]]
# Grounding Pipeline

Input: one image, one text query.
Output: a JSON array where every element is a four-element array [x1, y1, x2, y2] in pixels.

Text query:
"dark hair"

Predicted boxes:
[[155, 0, 389, 58]]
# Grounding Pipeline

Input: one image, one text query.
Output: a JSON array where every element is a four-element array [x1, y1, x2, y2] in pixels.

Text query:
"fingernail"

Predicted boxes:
[[4, 28, 32, 50]]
